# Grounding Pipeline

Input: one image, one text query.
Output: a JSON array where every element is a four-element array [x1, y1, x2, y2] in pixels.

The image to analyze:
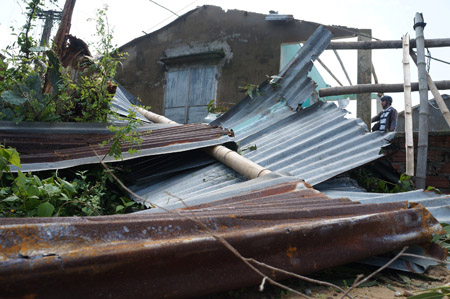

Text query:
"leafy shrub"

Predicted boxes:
[[0, 2, 126, 123], [0, 145, 146, 217]]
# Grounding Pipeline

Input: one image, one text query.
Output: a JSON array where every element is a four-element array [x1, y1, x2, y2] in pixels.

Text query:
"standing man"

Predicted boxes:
[[371, 95, 398, 133]]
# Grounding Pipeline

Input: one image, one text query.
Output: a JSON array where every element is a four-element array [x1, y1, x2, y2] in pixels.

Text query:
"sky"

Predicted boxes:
[[1, 0, 450, 117]]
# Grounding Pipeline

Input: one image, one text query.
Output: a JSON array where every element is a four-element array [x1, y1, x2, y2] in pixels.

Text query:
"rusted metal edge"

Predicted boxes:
[[3, 123, 234, 172], [0, 180, 444, 298]]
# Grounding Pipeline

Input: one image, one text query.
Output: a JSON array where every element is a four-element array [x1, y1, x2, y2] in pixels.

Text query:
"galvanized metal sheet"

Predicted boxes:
[[2, 123, 234, 172], [0, 177, 444, 298], [129, 26, 394, 205], [111, 84, 149, 122], [318, 181, 450, 223]]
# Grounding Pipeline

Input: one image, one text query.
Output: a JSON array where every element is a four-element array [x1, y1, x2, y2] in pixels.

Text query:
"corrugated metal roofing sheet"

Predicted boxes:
[[132, 101, 394, 207], [318, 181, 450, 223], [1, 122, 234, 172], [111, 83, 149, 122], [0, 175, 444, 298], [129, 26, 394, 206]]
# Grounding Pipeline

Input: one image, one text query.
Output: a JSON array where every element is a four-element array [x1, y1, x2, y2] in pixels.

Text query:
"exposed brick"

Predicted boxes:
[[428, 141, 450, 148], [426, 176, 450, 189], [437, 162, 450, 174], [427, 150, 445, 162]]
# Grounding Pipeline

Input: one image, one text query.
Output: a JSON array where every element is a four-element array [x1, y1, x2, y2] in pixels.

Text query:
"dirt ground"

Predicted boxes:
[[206, 263, 450, 299], [290, 264, 450, 299]]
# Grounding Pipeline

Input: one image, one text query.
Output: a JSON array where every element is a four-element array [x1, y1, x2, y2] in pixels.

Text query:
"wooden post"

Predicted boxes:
[[333, 49, 352, 85], [53, 0, 76, 57], [371, 63, 382, 114], [357, 29, 372, 130], [327, 38, 450, 50], [402, 33, 414, 176], [317, 58, 343, 86], [414, 13, 429, 189], [136, 107, 272, 179], [318, 80, 450, 97]]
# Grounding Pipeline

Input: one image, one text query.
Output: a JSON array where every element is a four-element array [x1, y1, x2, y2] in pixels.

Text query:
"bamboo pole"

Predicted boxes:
[[136, 107, 272, 179], [414, 12, 429, 189], [327, 38, 450, 50], [318, 80, 450, 97], [409, 52, 450, 127], [371, 63, 379, 85], [136, 107, 178, 124], [317, 58, 343, 86], [371, 64, 382, 114], [333, 50, 352, 85], [402, 33, 414, 176], [203, 146, 272, 179]]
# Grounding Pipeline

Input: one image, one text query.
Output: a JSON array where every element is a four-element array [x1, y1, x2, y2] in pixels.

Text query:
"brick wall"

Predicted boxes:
[[386, 132, 450, 193]]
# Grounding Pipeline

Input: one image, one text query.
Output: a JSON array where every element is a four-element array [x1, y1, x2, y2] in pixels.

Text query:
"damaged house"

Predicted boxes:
[[115, 5, 359, 123], [1, 3, 449, 299]]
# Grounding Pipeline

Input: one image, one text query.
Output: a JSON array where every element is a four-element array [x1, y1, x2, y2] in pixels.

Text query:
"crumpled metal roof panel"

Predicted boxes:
[[131, 102, 394, 207], [0, 176, 444, 298], [128, 27, 394, 206], [318, 184, 450, 223], [1, 122, 234, 172]]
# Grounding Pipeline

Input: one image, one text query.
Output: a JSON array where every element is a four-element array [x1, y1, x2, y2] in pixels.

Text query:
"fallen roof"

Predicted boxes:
[[129, 26, 394, 207], [0, 173, 444, 298], [317, 178, 450, 223], [1, 121, 234, 172], [0, 25, 447, 299]]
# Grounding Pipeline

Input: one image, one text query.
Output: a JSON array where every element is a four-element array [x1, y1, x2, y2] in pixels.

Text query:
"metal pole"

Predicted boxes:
[[414, 13, 429, 189]]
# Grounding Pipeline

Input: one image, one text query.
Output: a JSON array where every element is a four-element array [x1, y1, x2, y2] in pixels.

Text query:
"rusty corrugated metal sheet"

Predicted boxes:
[[1, 122, 233, 172], [0, 178, 445, 298]]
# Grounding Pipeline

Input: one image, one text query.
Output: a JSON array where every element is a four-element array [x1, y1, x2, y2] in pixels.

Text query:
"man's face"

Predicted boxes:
[[381, 100, 389, 109]]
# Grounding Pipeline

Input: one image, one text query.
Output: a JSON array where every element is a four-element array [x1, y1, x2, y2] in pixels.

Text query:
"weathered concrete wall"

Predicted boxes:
[[396, 95, 450, 132], [116, 5, 357, 115], [386, 132, 450, 193]]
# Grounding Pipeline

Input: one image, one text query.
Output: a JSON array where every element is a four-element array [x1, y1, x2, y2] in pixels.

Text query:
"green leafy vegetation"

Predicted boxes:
[[207, 99, 228, 114], [0, 3, 126, 123], [101, 110, 147, 160], [351, 169, 414, 193], [432, 223, 450, 253], [0, 145, 145, 217], [0, 1, 148, 217], [409, 286, 450, 299], [238, 82, 264, 99]]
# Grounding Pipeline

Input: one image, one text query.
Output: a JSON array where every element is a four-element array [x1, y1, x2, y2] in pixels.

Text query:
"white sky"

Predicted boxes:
[[1, 0, 450, 116]]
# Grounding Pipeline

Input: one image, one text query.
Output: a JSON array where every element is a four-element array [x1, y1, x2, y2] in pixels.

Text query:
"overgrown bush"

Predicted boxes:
[[0, 145, 146, 217], [0, 1, 148, 217], [0, 1, 125, 123]]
